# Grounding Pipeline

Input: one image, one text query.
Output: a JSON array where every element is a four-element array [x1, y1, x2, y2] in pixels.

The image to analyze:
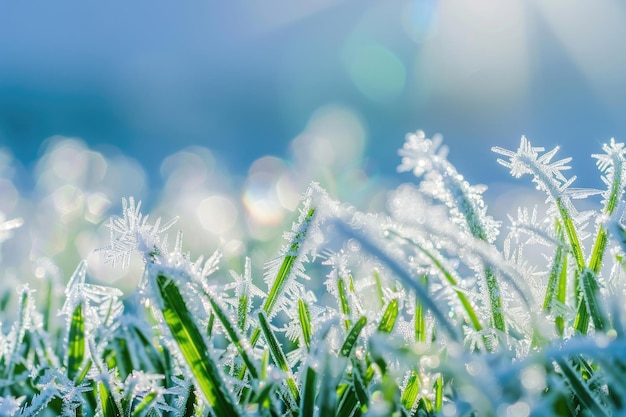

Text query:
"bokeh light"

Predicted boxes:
[[0, 0, 622, 297]]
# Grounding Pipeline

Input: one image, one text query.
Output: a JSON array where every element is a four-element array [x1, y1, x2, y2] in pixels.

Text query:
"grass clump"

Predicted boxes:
[[1, 132, 626, 416]]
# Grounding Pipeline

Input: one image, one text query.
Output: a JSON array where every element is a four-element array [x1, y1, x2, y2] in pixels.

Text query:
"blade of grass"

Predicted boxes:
[[543, 221, 565, 312], [401, 371, 420, 413], [556, 358, 609, 417], [298, 299, 312, 352], [377, 299, 398, 334], [415, 276, 427, 343], [4, 286, 31, 381], [589, 167, 623, 274], [434, 374, 443, 413], [237, 294, 248, 331], [351, 358, 369, 413], [249, 208, 316, 348], [131, 325, 166, 375], [131, 391, 158, 417], [206, 311, 215, 337], [111, 337, 133, 380], [300, 365, 317, 417], [577, 269, 609, 332], [67, 303, 85, 381], [337, 276, 352, 331], [258, 311, 301, 409], [340, 316, 367, 358], [98, 380, 123, 417], [484, 267, 505, 333], [556, 198, 585, 272], [206, 293, 260, 380], [155, 273, 241, 417], [318, 355, 348, 417], [181, 384, 197, 417]]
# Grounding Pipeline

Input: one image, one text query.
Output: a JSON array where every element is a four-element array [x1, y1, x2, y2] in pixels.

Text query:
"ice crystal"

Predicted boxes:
[[0, 396, 22, 416], [100, 196, 178, 268], [593, 138, 626, 209], [493, 138, 573, 193]]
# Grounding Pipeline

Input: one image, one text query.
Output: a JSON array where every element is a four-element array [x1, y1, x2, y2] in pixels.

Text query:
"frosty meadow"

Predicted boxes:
[[1, 131, 626, 416]]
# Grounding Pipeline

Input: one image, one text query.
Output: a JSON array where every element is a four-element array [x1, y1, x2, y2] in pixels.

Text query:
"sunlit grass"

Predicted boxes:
[[0, 132, 626, 416]]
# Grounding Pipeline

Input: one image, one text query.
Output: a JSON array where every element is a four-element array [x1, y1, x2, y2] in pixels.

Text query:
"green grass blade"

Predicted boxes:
[[415, 276, 427, 343], [43, 276, 53, 333], [555, 196, 588, 332], [4, 287, 31, 380], [336, 385, 359, 417], [132, 325, 166, 375], [589, 168, 623, 274], [300, 365, 317, 417], [589, 226, 609, 274], [260, 347, 269, 380], [262, 207, 315, 316], [181, 383, 198, 417], [377, 299, 398, 334], [337, 276, 352, 331], [556, 197, 585, 272], [575, 221, 611, 335], [340, 316, 367, 358], [258, 311, 301, 408], [75, 358, 93, 385], [543, 221, 565, 312], [298, 299, 312, 352], [155, 273, 241, 417], [401, 371, 420, 412], [206, 311, 215, 337], [555, 251, 568, 334], [556, 358, 609, 417], [318, 356, 348, 417], [434, 374, 443, 413], [249, 208, 316, 349], [98, 381, 123, 417], [111, 336, 133, 380], [484, 266, 505, 333], [237, 295, 248, 331], [206, 294, 260, 380], [577, 269, 609, 332], [253, 381, 281, 417], [351, 358, 369, 413], [67, 303, 85, 381], [131, 391, 158, 417]]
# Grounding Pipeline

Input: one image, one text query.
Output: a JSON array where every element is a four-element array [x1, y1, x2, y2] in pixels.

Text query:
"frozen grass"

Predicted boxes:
[[1, 132, 626, 416]]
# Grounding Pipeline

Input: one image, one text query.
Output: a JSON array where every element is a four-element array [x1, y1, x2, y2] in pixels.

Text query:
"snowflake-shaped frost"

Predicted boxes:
[[100, 197, 178, 268]]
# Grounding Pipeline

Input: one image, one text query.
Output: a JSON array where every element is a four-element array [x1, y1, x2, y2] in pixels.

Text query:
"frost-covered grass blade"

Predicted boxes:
[[155, 273, 241, 417], [67, 304, 85, 381]]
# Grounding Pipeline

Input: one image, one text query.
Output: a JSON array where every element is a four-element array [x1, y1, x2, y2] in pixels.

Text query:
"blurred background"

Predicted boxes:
[[0, 0, 625, 291]]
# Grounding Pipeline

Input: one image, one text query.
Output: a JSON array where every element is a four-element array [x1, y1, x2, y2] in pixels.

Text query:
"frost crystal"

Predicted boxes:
[[100, 196, 178, 268], [492, 137, 576, 200]]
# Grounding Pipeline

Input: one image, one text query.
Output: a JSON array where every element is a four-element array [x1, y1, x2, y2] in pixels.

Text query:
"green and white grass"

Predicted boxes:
[[1, 133, 626, 416]]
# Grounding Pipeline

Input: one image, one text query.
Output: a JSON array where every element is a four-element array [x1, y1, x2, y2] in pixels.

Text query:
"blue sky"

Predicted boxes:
[[1, 0, 625, 191]]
